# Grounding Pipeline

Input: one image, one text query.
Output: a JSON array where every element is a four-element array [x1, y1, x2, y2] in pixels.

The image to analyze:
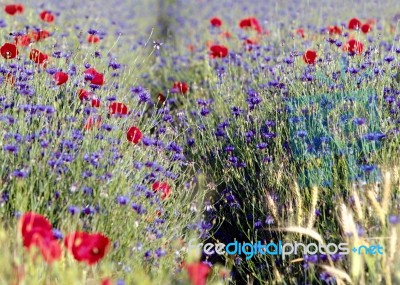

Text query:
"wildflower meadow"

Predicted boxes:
[[1, 0, 400, 284]]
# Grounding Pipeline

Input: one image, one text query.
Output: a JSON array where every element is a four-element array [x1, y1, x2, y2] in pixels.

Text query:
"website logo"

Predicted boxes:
[[188, 239, 384, 260]]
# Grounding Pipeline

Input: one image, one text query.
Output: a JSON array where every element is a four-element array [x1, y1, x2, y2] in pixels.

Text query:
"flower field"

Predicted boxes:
[[1, 0, 400, 284]]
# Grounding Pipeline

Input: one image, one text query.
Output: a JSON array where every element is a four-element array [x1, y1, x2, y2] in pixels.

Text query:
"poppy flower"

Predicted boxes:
[[365, 18, 377, 25], [0, 43, 18, 59], [220, 31, 231, 39], [29, 49, 48, 65], [343, 39, 364, 54], [157, 93, 166, 103], [84, 68, 104, 86], [92, 98, 101, 108], [126, 126, 142, 144], [361, 23, 372, 34], [78, 89, 90, 101], [84, 115, 102, 131], [187, 44, 195, 52], [53, 71, 68, 85], [245, 38, 258, 45], [244, 38, 258, 51], [35, 238, 62, 263], [152, 181, 171, 200], [14, 35, 31, 47], [64, 232, 110, 265], [303, 50, 317, 64], [90, 71, 104, 85], [30, 30, 50, 42], [239, 17, 262, 34], [83, 67, 98, 79], [4, 4, 24, 15], [327, 25, 342, 35], [18, 212, 61, 264], [296, 28, 305, 38], [39, 10, 55, 23], [210, 17, 222, 27], [101, 278, 113, 285], [109, 102, 129, 115], [84, 67, 97, 77], [209, 44, 228, 58], [185, 262, 211, 285], [87, 35, 100, 44], [19, 212, 52, 242], [348, 18, 362, 30], [172, 82, 189, 94]]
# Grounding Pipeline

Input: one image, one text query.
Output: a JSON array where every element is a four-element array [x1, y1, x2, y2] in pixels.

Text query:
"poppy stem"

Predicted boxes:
[[45, 263, 52, 285]]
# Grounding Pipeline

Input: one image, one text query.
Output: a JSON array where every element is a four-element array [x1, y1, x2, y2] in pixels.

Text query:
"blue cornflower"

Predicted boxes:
[[116, 195, 128, 205], [12, 169, 29, 178], [353, 117, 367, 125], [3, 144, 18, 153], [52, 229, 63, 240], [68, 205, 80, 215]]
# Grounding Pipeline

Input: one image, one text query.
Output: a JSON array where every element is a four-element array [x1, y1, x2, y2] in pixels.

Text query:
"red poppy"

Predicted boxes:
[[296, 28, 305, 38], [157, 93, 166, 103], [220, 31, 231, 39], [348, 18, 362, 30], [53, 71, 68, 85], [244, 38, 258, 51], [152, 181, 171, 200], [187, 44, 195, 52], [64, 232, 110, 265], [87, 35, 100, 44], [92, 98, 101, 108], [14, 35, 31, 47], [365, 18, 376, 26], [361, 23, 372, 34], [210, 17, 222, 27], [343, 39, 364, 54], [36, 238, 62, 263], [39, 10, 55, 23], [30, 30, 50, 42], [0, 43, 18, 59], [185, 262, 211, 285], [18, 212, 61, 264], [172, 81, 189, 94], [303, 50, 317, 64], [84, 67, 98, 78], [4, 4, 24, 15], [84, 115, 102, 131], [209, 44, 228, 58], [245, 38, 258, 45], [78, 89, 90, 101], [239, 17, 262, 34], [89, 70, 105, 85], [101, 278, 113, 285], [19, 212, 52, 242], [109, 102, 129, 115], [29, 49, 48, 65], [84, 68, 104, 86], [327, 25, 342, 35], [126, 126, 142, 144]]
